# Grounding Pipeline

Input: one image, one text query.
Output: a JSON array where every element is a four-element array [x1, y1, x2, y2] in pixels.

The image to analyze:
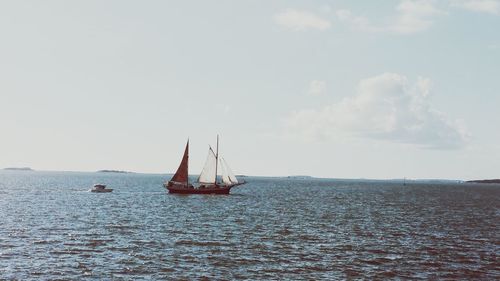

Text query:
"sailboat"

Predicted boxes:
[[164, 136, 245, 194]]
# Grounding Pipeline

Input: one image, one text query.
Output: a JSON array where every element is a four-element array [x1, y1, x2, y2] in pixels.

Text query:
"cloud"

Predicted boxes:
[[308, 80, 327, 96], [392, 0, 446, 33], [336, 0, 446, 34], [274, 9, 331, 31], [336, 9, 378, 32], [450, 0, 500, 15], [286, 73, 469, 149]]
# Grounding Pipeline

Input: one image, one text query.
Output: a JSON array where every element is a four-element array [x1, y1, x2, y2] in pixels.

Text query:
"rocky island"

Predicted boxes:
[[97, 170, 132, 174], [467, 179, 500, 184], [3, 167, 34, 171], [286, 175, 314, 180]]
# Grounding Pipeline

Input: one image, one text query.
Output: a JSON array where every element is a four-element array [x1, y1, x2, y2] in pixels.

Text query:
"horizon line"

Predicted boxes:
[[1, 168, 488, 182]]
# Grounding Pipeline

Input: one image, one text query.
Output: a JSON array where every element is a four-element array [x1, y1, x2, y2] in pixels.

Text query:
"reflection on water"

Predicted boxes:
[[0, 171, 498, 280]]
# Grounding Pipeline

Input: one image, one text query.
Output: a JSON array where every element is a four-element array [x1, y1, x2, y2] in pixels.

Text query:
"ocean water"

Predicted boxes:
[[0, 171, 498, 280]]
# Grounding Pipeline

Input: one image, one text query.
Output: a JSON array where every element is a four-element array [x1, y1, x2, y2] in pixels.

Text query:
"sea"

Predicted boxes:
[[0, 170, 498, 280]]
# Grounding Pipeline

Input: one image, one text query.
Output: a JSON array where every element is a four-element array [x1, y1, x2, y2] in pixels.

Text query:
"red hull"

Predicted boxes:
[[163, 182, 245, 195], [166, 186, 232, 194]]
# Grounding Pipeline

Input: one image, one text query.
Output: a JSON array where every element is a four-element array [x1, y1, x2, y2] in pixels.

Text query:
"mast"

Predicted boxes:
[[214, 135, 219, 185], [186, 139, 189, 187]]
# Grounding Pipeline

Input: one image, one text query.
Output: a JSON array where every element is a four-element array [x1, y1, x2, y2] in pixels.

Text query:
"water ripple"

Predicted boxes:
[[0, 172, 498, 280]]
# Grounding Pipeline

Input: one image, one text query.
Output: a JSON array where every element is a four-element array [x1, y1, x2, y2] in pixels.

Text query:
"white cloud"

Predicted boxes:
[[450, 0, 500, 14], [308, 80, 327, 96], [335, 9, 378, 32], [336, 0, 445, 34], [274, 9, 331, 31], [286, 73, 469, 149], [392, 0, 446, 33]]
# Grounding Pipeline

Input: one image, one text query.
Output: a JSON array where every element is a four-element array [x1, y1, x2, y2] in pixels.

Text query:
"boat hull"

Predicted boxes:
[[164, 182, 245, 195], [90, 189, 113, 193], [167, 186, 232, 194]]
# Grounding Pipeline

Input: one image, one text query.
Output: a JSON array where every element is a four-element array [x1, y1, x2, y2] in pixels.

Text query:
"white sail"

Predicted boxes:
[[221, 157, 238, 184], [198, 147, 217, 184], [219, 158, 231, 185]]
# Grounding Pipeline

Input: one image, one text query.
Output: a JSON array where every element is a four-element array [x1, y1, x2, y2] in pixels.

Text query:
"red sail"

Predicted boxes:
[[170, 141, 189, 184]]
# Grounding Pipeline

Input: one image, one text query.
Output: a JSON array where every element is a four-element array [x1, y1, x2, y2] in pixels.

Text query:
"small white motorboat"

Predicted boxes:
[[90, 184, 113, 193]]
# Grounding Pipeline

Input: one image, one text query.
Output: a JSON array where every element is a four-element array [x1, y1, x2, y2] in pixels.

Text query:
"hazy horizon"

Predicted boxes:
[[0, 166, 486, 182], [1, 1, 499, 179]]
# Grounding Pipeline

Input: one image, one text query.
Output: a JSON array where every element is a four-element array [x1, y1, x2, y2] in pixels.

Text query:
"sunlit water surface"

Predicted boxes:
[[0, 171, 498, 280]]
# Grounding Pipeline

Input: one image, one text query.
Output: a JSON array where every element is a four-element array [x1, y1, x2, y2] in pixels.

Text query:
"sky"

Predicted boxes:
[[1, 0, 499, 180]]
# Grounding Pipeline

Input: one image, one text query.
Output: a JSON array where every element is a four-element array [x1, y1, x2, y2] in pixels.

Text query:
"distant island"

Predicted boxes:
[[97, 170, 131, 173], [3, 167, 34, 171], [467, 179, 500, 184], [286, 175, 314, 180], [97, 170, 132, 174]]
